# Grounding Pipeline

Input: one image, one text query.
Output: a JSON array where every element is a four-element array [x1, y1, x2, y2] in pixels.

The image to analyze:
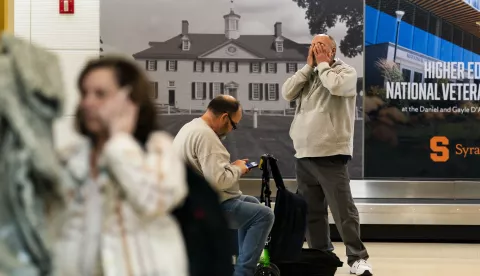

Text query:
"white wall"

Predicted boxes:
[[14, 0, 99, 146]]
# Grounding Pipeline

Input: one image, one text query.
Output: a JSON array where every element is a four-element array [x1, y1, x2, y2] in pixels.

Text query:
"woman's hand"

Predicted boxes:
[[99, 88, 138, 136]]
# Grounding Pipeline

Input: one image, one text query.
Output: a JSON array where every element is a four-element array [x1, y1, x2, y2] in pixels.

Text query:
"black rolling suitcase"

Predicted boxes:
[[255, 154, 343, 276], [274, 249, 343, 276]]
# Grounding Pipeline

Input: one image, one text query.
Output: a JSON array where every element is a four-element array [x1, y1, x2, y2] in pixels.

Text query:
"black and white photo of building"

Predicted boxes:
[[133, 6, 308, 112], [101, 0, 364, 179]]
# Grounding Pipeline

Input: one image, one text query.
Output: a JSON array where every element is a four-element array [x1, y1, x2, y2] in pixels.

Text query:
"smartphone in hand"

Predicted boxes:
[[246, 162, 259, 169]]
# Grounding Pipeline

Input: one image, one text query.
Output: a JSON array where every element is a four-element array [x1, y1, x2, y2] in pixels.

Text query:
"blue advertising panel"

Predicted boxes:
[[364, 0, 480, 179]]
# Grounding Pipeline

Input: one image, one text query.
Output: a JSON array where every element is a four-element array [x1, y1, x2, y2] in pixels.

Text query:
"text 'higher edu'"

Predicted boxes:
[[423, 62, 480, 80]]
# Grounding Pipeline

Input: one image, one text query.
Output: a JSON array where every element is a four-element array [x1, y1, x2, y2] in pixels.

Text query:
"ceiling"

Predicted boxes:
[[411, 0, 480, 37]]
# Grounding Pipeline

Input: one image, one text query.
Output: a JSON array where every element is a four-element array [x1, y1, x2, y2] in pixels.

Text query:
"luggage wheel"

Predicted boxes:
[[254, 263, 280, 276]]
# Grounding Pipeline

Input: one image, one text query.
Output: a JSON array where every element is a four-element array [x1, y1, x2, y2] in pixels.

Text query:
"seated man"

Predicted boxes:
[[173, 95, 274, 276]]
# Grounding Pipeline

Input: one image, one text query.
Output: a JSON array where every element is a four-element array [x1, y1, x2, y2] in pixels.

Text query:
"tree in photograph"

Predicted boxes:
[[292, 0, 363, 58]]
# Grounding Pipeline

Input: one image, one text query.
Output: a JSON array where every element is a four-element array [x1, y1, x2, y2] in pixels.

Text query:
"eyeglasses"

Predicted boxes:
[[226, 113, 237, 130]]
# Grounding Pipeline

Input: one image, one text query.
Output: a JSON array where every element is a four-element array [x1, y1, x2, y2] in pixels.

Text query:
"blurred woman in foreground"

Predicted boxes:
[[52, 56, 188, 276]]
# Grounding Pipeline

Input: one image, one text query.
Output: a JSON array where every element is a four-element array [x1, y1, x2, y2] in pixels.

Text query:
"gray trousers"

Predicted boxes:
[[296, 157, 368, 266]]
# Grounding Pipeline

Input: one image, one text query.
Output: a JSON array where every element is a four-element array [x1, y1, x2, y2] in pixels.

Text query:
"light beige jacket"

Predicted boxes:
[[52, 131, 189, 276], [173, 118, 242, 202], [282, 59, 357, 158]]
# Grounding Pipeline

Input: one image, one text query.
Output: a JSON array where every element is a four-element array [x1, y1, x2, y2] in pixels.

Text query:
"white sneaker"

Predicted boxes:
[[350, 259, 373, 275]]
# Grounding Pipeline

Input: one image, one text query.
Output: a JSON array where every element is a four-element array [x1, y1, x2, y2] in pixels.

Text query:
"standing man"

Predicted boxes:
[[173, 95, 274, 276], [282, 34, 372, 276]]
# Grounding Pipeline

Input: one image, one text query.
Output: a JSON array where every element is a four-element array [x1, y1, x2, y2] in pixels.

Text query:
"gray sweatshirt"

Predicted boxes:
[[173, 118, 242, 202], [282, 59, 357, 158]]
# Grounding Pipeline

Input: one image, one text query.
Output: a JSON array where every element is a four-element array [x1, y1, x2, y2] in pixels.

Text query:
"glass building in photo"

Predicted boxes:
[[365, 0, 480, 88]]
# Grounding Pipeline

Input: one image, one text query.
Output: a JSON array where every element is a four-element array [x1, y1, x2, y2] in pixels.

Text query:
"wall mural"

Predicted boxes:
[[101, 0, 364, 179], [364, 0, 480, 179]]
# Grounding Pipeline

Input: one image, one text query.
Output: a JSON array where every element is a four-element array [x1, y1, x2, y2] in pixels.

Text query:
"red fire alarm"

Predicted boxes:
[[60, 0, 74, 14]]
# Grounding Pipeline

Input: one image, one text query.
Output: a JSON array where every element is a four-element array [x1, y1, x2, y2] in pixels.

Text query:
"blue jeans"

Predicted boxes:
[[221, 195, 275, 276]]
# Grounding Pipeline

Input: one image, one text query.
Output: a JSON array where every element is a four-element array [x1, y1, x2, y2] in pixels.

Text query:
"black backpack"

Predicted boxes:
[[259, 155, 344, 276], [172, 165, 234, 276], [259, 154, 307, 262]]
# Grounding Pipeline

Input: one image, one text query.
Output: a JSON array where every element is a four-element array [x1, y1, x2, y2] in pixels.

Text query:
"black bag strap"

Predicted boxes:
[[259, 154, 287, 208], [259, 155, 272, 208], [267, 156, 286, 191]]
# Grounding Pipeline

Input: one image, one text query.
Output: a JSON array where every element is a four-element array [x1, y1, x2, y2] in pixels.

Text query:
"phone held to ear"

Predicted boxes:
[[246, 162, 258, 169]]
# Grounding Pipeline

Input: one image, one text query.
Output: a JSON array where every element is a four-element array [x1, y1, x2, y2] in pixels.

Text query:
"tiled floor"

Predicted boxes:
[[331, 242, 479, 275]]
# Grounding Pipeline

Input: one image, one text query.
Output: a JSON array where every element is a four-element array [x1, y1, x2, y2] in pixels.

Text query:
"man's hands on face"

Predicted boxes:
[[313, 43, 333, 65], [232, 159, 250, 175], [307, 45, 316, 68]]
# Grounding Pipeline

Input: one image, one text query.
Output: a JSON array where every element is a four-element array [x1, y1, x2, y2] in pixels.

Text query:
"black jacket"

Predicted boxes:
[[173, 165, 234, 276]]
